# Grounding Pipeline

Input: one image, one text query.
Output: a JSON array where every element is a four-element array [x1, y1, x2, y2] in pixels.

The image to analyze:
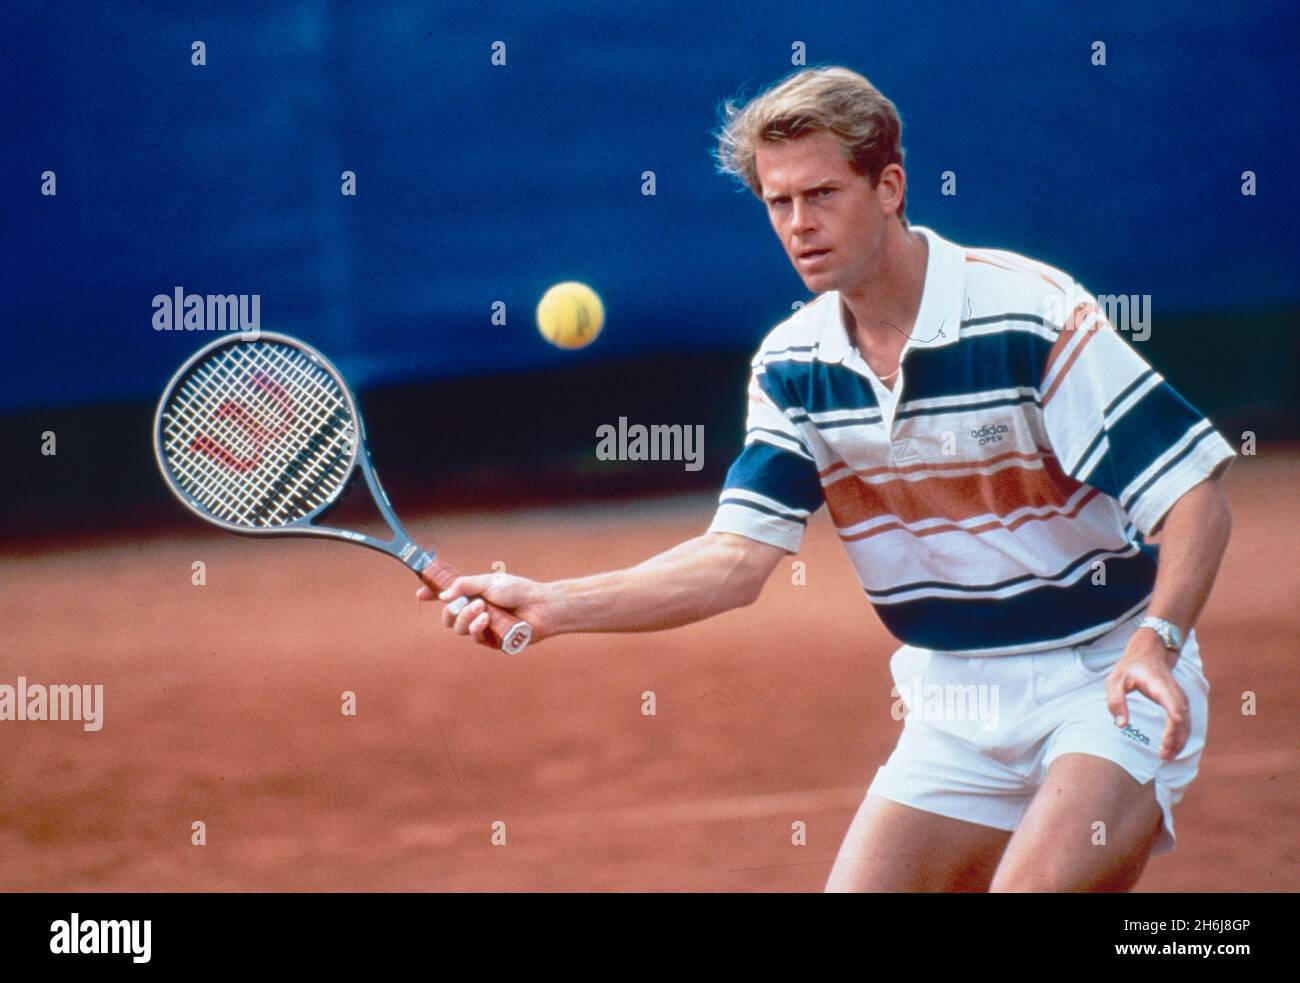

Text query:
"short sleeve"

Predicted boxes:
[[1039, 283, 1236, 536], [706, 369, 826, 552]]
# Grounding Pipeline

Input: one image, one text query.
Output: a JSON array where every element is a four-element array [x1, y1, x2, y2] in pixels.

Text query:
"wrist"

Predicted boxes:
[[1130, 627, 1177, 668], [1133, 616, 1184, 669], [536, 580, 569, 638]]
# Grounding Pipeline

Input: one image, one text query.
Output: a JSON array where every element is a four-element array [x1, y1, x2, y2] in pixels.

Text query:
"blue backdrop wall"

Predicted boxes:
[[3, 0, 1296, 412]]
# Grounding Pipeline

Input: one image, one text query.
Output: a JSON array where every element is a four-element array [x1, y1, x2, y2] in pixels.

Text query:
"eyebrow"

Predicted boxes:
[[762, 182, 838, 203]]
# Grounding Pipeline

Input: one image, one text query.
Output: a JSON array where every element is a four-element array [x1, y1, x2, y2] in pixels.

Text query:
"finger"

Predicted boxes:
[[1146, 681, 1190, 760], [1143, 675, 1188, 729], [1105, 671, 1130, 728], [440, 596, 470, 626], [426, 573, 466, 602], [1159, 705, 1189, 760], [417, 585, 436, 601], [436, 574, 495, 603], [1159, 718, 1187, 761], [453, 598, 487, 635], [469, 610, 491, 643], [1121, 672, 1189, 761], [433, 575, 465, 603]]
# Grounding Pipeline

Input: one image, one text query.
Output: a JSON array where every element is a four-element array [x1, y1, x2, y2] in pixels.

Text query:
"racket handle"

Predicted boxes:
[[422, 558, 533, 655]]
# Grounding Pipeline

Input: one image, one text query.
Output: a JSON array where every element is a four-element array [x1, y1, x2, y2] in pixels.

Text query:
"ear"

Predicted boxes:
[[875, 163, 906, 217]]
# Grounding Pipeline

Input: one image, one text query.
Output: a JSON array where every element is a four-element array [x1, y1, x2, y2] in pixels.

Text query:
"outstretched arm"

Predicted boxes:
[[418, 532, 788, 648]]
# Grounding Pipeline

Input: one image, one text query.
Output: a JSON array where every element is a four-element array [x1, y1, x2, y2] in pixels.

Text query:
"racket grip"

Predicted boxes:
[[422, 559, 533, 655]]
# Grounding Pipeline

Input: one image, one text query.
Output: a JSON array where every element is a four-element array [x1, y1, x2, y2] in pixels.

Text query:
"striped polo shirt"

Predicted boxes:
[[708, 225, 1236, 656]]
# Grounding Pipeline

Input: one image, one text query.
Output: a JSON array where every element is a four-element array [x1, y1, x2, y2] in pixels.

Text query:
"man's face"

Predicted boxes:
[[755, 130, 896, 295]]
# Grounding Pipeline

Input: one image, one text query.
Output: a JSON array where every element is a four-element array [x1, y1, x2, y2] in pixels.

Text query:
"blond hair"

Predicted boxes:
[[714, 66, 908, 227]]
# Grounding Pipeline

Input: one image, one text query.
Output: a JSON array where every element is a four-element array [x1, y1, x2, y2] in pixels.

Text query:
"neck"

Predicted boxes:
[[839, 224, 928, 353]]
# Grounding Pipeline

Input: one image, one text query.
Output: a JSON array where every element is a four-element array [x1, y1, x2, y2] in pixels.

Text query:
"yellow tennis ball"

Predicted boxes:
[[536, 281, 604, 349]]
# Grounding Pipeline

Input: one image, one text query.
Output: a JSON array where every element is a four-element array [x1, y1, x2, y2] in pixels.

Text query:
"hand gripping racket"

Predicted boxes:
[[153, 331, 533, 655]]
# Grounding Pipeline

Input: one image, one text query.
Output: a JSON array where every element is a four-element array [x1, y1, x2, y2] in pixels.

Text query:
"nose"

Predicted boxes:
[[789, 198, 816, 238]]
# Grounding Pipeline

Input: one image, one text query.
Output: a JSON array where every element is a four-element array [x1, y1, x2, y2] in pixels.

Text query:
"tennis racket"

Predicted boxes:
[[153, 331, 533, 655]]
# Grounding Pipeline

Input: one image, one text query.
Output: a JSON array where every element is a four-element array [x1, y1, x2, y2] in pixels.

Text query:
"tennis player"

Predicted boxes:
[[422, 67, 1236, 892]]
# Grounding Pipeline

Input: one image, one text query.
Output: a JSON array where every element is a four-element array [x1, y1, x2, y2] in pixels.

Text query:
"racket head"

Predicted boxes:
[[153, 332, 365, 536]]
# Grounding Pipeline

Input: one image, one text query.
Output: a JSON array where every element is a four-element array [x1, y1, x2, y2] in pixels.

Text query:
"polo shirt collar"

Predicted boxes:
[[816, 225, 965, 363]]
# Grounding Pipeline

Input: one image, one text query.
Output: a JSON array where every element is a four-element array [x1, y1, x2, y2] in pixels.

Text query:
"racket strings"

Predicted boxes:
[[166, 347, 311, 518], [168, 348, 293, 517], [160, 342, 356, 527], [191, 345, 345, 522], [167, 346, 347, 525], [182, 345, 349, 524], [165, 346, 327, 523], [177, 353, 316, 522], [235, 345, 350, 522]]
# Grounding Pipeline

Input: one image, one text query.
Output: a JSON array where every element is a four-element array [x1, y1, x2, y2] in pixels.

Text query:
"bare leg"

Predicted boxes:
[[826, 793, 1014, 892], [989, 753, 1163, 892]]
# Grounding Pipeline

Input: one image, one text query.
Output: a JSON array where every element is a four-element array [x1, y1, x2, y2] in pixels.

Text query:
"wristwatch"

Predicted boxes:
[[1137, 615, 1184, 652]]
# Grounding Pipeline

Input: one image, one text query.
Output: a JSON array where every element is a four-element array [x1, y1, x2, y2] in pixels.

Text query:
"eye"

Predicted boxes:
[[814, 188, 835, 199]]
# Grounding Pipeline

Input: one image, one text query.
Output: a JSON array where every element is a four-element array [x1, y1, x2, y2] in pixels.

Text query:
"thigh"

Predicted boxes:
[[826, 793, 1013, 893], [989, 752, 1162, 892]]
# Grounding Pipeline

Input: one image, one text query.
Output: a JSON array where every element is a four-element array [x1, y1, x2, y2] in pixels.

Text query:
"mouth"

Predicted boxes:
[[796, 247, 832, 268]]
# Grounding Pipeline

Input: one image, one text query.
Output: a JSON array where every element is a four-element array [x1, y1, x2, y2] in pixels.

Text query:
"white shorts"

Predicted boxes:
[[867, 611, 1209, 856]]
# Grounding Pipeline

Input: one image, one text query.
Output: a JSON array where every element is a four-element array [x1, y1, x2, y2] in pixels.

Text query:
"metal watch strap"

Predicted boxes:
[[1137, 615, 1183, 651]]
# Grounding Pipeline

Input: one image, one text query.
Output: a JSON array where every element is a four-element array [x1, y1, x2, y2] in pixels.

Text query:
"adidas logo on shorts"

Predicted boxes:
[[1119, 723, 1151, 746]]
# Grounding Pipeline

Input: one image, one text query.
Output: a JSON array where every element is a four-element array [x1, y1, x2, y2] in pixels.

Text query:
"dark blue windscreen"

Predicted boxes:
[[2, 0, 1296, 411]]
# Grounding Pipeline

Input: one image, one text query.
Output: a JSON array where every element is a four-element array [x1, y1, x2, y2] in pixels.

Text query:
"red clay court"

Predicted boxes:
[[1, 450, 1296, 891]]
